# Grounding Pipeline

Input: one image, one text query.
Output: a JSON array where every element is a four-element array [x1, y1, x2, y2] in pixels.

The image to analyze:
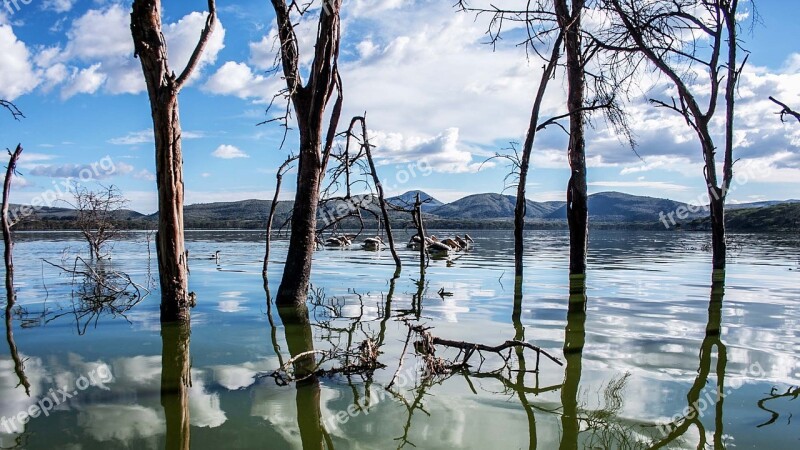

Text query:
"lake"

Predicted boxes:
[[1, 229, 798, 449]]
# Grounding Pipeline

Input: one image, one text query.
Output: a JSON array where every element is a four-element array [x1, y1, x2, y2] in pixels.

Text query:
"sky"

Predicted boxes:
[[0, 0, 799, 214]]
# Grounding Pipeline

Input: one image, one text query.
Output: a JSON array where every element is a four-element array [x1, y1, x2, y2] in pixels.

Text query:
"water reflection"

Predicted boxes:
[[651, 275, 728, 449], [277, 305, 332, 449], [161, 323, 192, 450], [560, 275, 586, 450]]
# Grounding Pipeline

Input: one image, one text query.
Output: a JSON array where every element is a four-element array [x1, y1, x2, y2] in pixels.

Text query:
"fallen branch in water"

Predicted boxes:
[[262, 338, 386, 386], [409, 324, 563, 376]]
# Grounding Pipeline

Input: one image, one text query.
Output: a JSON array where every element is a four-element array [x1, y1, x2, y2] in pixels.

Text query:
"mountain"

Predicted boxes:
[[428, 193, 562, 219], [386, 190, 443, 211], [544, 192, 703, 222], [8, 191, 798, 231], [688, 202, 800, 231], [727, 199, 800, 210]]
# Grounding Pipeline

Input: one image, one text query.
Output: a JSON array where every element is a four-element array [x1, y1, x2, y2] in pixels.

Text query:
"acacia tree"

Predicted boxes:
[[68, 184, 127, 260], [131, 0, 217, 322], [603, 0, 748, 272], [269, 0, 343, 306]]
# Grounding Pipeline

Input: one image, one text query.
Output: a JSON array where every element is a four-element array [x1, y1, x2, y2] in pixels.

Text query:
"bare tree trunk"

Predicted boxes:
[[515, 33, 563, 278], [413, 193, 427, 280], [270, 0, 343, 306], [161, 323, 191, 450], [556, 0, 588, 276], [2, 145, 29, 396], [277, 132, 323, 305], [3, 145, 22, 299], [131, 0, 217, 322], [263, 156, 296, 282], [360, 118, 401, 270]]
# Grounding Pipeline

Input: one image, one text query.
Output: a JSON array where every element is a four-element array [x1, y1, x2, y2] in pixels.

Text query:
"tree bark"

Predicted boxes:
[[3, 145, 22, 299], [271, 0, 343, 306], [131, 0, 216, 322], [263, 156, 295, 282], [277, 132, 322, 305], [515, 33, 563, 278], [555, 0, 588, 276]]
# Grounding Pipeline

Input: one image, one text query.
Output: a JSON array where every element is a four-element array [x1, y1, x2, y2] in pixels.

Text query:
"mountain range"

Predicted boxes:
[[8, 191, 800, 231]]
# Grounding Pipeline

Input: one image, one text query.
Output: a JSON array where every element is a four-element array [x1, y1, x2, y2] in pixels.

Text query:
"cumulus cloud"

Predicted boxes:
[[0, 23, 41, 99], [33, 4, 226, 99], [211, 144, 249, 159], [42, 0, 77, 13], [370, 128, 489, 173], [204, 61, 279, 100], [109, 129, 205, 145], [29, 161, 134, 179]]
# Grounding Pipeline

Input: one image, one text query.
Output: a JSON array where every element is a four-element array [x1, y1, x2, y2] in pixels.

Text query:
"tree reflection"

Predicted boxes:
[[277, 305, 333, 450], [161, 322, 191, 450], [649, 274, 728, 449], [560, 275, 587, 450], [4, 259, 29, 396]]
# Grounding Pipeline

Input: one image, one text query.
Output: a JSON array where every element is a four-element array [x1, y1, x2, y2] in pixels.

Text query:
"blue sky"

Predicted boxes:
[[1, 0, 799, 213]]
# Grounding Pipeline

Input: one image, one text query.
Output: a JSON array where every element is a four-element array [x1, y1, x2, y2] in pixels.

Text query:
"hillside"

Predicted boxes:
[[8, 191, 798, 232], [687, 203, 800, 232]]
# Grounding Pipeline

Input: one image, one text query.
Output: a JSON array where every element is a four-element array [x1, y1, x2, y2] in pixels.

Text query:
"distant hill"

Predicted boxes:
[[8, 191, 799, 232], [428, 193, 561, 219], [386, 190, 443, 211], [727, 199, 800, 210], [687, 203, 800, 232], [545, 192, 704, 223]]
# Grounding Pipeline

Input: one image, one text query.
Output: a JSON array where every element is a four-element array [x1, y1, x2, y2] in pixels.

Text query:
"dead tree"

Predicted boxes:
[[603, 0, 748, 272], [66, 184, 127, 260], [769, 96, 800, 123], [554, 0, 590, 276], [3, 145, 22, 302], [3, 145, 29, 395], [458, 1, 627, 277], [1, 100, 24, 121], [131, 0, 217, 322], [263, 155, 297, 282], [269, 0, 344, 306]]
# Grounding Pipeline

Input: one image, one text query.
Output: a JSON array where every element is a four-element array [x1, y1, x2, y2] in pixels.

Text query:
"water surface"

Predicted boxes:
[[1, 230, 798, 449]]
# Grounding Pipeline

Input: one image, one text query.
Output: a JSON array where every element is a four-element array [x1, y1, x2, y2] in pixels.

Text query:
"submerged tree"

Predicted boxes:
[[603, 0, 749, 272], [131, 0, 218, 322], [268, 0, 344, 306], [67, 184, 127, 260]]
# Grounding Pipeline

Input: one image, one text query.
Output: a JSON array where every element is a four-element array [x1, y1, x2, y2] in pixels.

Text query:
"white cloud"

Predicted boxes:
[[42, 0, 77, 13], [0, 23, 41, 99], [588, 181, 691, 192], [211, 144, 249, 159], [109, 129, 205, 145], [370, 127, 488, 173], [133, 169, 156, 181], [204, 61, 278, 100], [60, 63, 106, 99], [36, 4, 225, 98]]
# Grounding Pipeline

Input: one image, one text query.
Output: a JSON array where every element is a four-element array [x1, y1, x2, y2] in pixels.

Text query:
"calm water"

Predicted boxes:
[[1, 230, 799, 449]]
